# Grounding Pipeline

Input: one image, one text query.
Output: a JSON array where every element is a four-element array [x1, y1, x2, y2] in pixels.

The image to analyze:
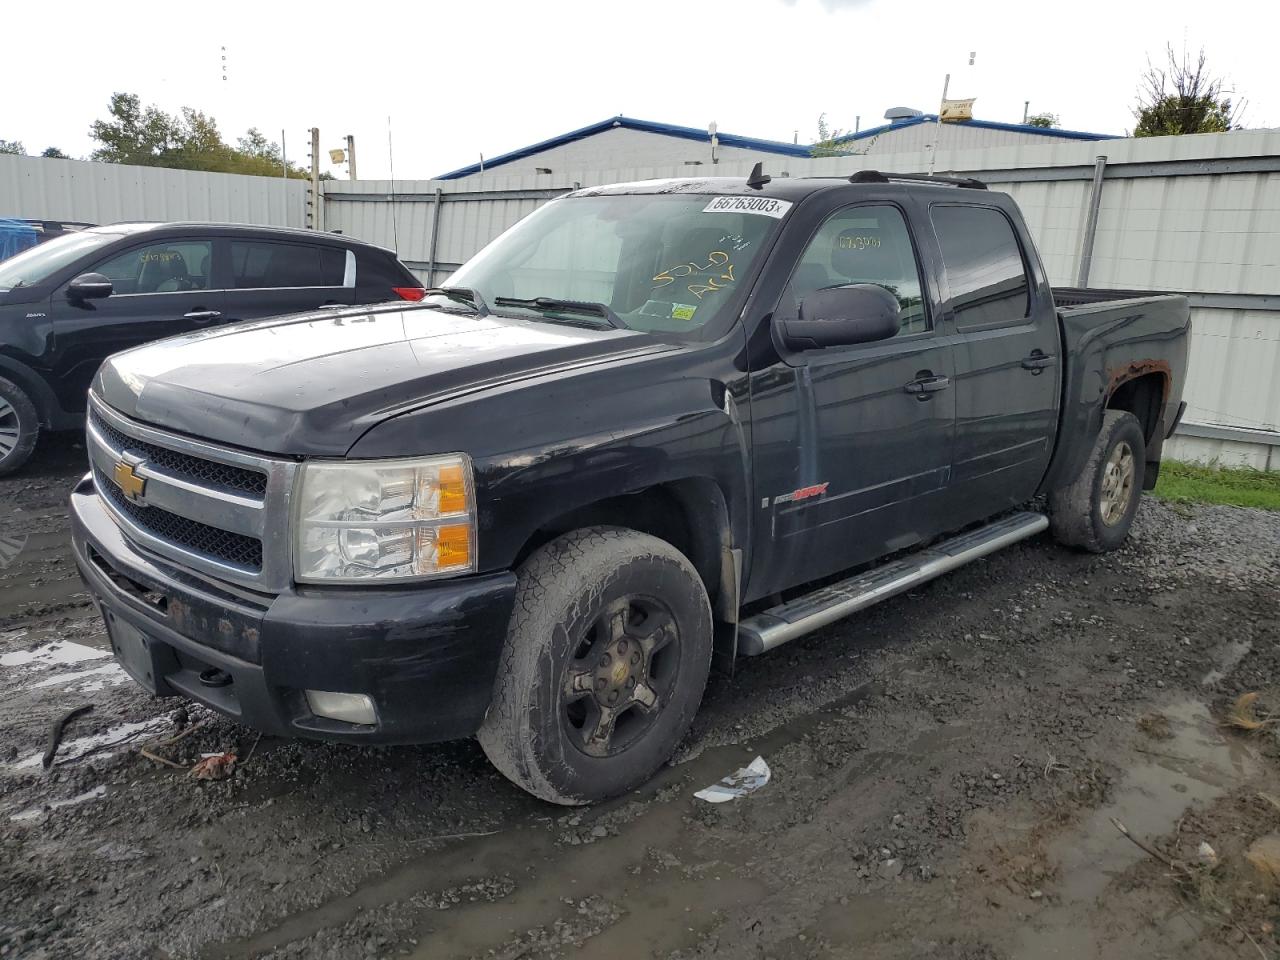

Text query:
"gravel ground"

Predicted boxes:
[[1, 437, 1278, 960]]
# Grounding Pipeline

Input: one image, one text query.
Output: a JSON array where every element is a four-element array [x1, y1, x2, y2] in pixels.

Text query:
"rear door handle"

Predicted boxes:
[[183, 310, 222, 323], [1021, 352, 1056, 371], [904, 375, 951, 398]]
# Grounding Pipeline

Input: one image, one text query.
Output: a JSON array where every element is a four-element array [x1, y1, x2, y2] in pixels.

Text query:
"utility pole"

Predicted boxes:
[[1023, 101, 1030, 124], [308, 127, 321, 230], [346, 134, 357, 180], [928, 74, 949, 176]]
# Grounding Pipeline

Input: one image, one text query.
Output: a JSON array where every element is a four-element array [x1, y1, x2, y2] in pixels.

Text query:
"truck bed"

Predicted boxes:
[[1039, 287, 1191, 494]]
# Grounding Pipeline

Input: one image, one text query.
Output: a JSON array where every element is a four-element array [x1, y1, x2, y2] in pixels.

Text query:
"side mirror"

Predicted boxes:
[[67, 273, 113, 301], [779, 284, 900, 350]]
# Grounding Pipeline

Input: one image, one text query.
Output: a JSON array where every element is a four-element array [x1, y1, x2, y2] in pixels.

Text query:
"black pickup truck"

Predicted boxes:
[[70, 171, 1190, 804]]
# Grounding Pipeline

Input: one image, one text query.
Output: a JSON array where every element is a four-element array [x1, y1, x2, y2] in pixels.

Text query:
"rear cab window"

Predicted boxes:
[[929, 205, 1031, 328], [230, 241, 348, 289]]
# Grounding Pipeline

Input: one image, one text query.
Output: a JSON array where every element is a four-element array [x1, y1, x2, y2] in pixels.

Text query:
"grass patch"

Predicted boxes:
[[1153, 460, 1280, 511]]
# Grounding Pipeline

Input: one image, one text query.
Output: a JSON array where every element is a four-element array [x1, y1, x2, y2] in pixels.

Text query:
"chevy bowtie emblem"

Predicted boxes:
[[112, 459, 147, 503]]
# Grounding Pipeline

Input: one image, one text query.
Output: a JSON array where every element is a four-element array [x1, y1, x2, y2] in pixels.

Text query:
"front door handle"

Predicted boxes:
[[183, 309, 222, 323], [1021, 351, 1056, 372], [904, 374, 951, 399]]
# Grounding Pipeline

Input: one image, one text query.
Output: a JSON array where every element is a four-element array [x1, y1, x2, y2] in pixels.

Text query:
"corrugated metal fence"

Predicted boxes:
[[0, 153, 307, 228], [324, 130, 1280, 468]]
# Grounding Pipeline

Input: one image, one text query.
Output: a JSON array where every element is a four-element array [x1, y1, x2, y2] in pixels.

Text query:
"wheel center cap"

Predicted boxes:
[[611, 660, 629, 686]]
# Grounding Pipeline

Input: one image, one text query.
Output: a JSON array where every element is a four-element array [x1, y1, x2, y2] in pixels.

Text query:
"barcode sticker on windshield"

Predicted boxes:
[[702, 196, 792, 219]]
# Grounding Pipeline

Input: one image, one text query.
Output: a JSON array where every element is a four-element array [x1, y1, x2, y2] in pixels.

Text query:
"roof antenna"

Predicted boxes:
[[746, 161, 771, 189]]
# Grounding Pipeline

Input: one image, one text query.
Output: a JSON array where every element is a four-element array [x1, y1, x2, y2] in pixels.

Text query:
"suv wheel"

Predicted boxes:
[[0, 377, 39, 477], [478, 526, 713, 805], [1049, 409, 1146, 553]]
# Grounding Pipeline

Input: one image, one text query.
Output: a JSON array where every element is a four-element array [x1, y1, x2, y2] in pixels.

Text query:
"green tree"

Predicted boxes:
[[0, 140, 24, 155], [1026, 112, 1059, 128], [89, 93, 179, 164], [41, 147, 70, 158], [810, 113, 849, 158], [1133, 45, 1241, 137], [88, 93, 309, 178]]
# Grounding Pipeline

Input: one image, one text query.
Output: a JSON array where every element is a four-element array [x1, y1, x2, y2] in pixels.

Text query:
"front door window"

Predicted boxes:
[[93, 241, 213, 295]]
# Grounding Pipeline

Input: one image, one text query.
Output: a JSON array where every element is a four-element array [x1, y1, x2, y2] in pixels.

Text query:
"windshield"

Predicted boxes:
[[0, 231, 120, 291], [441, 194, 789, 335]]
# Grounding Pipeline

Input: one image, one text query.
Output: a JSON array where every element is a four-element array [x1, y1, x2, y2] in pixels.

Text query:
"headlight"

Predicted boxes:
[[293, 454, 476, 583]]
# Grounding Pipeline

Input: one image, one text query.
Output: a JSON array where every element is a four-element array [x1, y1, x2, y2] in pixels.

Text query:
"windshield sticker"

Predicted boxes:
[[671, 304, 697, 321], [702, 196, 792, 219]]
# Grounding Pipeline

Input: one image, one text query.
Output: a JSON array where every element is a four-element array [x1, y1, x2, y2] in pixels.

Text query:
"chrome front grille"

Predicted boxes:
[[93, 465, 265, 569], [89, 409, 268, 497], [86, 394, 297, 593]]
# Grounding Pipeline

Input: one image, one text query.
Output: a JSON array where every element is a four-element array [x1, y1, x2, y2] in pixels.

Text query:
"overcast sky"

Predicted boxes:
[[6, 0, 1273, 181]]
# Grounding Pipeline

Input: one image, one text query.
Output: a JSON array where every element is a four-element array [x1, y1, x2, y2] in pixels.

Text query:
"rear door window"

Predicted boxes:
[[930, 206, 1030, 328], [230, 241, 346, 289], [93, 241, 213, 295]]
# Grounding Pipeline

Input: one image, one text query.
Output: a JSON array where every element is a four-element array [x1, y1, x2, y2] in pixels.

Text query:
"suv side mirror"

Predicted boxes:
[[67, 273, 113, 301], [779, 284, 901, 350]]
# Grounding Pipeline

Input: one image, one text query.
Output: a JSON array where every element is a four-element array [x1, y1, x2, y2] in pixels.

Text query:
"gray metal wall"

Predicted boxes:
[[0, 154, 308, 228], [319, 130, 1280, 469]]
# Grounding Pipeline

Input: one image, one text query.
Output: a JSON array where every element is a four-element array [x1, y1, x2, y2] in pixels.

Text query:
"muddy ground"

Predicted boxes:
[[1, 437, 1278, 960]]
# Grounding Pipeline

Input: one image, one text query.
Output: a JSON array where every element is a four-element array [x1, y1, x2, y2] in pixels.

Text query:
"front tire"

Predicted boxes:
[[0, 377, 40, 477], [1049, 409, 1146, 553], [478, 526, 713, 805]]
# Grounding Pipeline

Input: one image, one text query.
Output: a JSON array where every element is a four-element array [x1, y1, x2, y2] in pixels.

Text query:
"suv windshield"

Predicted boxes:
[[440, 193, 789, 335], [0, 231, 120, 291]]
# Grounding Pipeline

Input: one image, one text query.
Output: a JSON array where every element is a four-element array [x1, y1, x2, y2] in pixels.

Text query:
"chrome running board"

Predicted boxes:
[[737, 511, 1049, 656]]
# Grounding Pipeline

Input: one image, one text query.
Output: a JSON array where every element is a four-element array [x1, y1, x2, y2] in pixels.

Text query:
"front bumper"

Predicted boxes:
[[69, 475, 517, 745]]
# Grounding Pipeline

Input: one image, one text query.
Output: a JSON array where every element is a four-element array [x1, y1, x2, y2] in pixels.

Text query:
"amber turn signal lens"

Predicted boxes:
[[437, 463, 468, 515], [436, 523, 472, 570]]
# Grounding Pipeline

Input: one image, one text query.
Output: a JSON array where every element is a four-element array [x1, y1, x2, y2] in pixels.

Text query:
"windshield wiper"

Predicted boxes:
[[423, 286, 490, 316], [493, 296, 625, 330]]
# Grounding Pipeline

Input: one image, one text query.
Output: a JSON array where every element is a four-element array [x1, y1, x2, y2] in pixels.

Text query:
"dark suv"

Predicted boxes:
[[0, 222, 425, 474]]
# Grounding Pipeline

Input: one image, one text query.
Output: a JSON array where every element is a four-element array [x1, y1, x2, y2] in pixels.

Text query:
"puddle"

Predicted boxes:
[[1013, 699, 1260, 958], [211, 682, 884, 960], [9, 716, 169, 771], [30, 663, 128, 693], [0, 639, 111, 668], [9, 785, 108, 822], [404, 794, 767, 960]]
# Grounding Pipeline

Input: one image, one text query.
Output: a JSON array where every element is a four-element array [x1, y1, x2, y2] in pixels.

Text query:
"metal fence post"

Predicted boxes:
[[1076, 155, 1108, 287], [427, 188, 443, 285]]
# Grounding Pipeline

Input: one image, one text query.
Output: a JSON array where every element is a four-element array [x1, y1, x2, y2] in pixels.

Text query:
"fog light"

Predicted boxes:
[[305, 690, 377, 725]]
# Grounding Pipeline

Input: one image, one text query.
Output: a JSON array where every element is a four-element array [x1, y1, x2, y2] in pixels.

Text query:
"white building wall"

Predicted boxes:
[[442, 126, 797, 183], [849, 120, 1092, 155], [443, 122, 1096, 184]]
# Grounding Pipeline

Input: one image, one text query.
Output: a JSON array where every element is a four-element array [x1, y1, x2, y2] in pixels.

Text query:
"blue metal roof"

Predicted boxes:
[[435, 116, 813, 180], [435, 113, 1119, 180], [831, 114, 1117, 146]]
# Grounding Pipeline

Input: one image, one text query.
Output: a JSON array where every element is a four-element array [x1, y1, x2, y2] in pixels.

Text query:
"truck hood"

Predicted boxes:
[[93, 303, 667, 456]]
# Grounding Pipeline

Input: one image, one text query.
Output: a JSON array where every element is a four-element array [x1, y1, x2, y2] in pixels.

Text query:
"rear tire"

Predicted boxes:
[[0, 377, 39, 478], [1049, 409, 1145, 553], [478, 526, 713, 805]]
